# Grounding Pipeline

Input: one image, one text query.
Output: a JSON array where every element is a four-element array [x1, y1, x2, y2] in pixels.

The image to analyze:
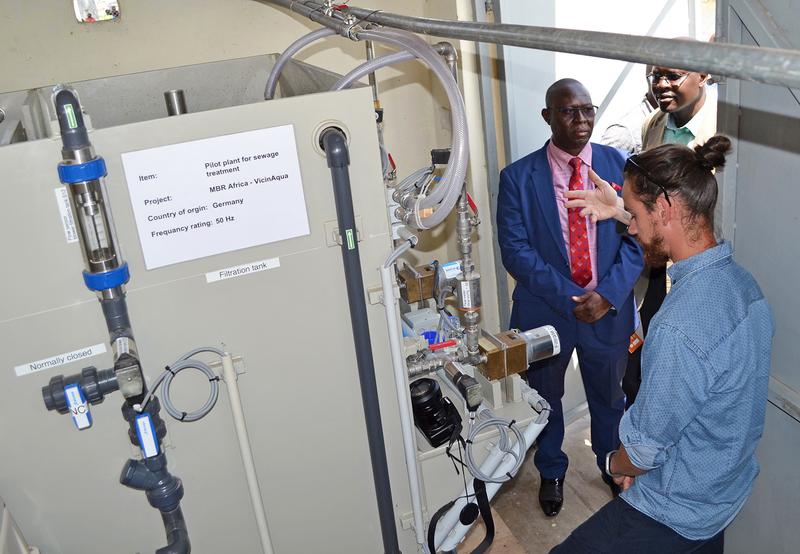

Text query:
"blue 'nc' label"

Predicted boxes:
[[65, 384, 92, 430]]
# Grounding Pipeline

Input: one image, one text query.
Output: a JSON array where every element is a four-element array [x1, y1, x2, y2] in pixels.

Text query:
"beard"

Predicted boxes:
[[640, 232, 670, 267]]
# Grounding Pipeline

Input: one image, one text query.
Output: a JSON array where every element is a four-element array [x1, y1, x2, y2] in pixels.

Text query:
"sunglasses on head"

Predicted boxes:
[[625, 155, 672, 206]]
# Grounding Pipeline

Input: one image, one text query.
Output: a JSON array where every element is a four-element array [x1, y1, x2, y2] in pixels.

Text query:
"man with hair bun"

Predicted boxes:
[[552, 136, 774, 553]]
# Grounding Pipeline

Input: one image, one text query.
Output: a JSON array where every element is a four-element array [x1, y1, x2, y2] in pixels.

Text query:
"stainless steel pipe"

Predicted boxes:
[[257, 0, 800, 90], [164, 90, 187, 116]]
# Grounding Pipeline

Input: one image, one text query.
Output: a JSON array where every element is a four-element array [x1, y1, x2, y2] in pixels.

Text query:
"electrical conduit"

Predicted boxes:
[[290, 0, 800, 90]]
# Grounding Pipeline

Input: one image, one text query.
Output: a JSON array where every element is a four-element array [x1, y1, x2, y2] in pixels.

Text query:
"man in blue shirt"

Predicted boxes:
[[552, 135, 773, 553]]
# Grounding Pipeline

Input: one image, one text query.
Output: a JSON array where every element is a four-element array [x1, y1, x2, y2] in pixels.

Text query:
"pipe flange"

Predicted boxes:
[[312, 120, 351, 157]]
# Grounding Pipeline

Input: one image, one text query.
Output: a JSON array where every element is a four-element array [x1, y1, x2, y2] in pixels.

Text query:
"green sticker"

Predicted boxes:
[[345, 229, 355, 250], [64, 104, 78, 129]]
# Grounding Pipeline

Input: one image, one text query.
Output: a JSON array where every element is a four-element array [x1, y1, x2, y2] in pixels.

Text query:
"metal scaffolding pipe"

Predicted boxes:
[[254, 0, 350, 33], [257, 0, 800, 90]]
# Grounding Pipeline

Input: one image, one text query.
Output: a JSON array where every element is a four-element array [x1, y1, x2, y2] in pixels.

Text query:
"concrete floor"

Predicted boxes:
[[461, 414, 613, 553]]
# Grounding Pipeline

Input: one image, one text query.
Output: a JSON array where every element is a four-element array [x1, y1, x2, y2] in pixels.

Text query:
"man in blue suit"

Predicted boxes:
[[497, 79, 643, 517]]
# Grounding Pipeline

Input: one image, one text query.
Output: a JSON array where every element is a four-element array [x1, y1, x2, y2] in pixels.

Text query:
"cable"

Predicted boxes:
[[137, 347, 226, 422], [464, 409, 527, 484]]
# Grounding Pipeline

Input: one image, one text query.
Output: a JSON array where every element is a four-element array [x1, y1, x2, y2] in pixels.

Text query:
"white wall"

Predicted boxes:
[[496, 1, 556, 161]]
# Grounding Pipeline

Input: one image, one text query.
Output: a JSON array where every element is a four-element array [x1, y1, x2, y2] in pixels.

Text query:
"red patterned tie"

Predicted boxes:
[[567, 157, 592, 287]]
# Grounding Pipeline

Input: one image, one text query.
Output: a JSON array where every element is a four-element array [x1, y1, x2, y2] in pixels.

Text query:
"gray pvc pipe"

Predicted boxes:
[[264, 27, 336, 100], [157, 508, 190, 554], [322, 128, 401, 553], [100, 296, 133, 342], [254, 0, 351, 33]]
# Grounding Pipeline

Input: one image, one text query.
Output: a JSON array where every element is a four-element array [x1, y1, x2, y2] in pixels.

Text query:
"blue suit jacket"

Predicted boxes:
[[497, 142, 644, 344]]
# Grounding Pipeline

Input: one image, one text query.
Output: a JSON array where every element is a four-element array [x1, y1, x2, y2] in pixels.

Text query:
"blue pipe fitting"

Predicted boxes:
[[58, 157, 107, 184], [82, 263, 130, 291]]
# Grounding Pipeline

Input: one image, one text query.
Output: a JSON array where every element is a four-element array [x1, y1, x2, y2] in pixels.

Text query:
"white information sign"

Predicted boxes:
[[121, 125, 310, 269]]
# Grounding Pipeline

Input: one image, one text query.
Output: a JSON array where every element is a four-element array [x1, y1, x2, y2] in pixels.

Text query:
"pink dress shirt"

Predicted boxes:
[[546, 141, 598, 291]]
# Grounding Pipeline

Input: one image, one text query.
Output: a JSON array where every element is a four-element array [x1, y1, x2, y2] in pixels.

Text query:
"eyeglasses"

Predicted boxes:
[[647, 71, 690, 87], [624, 155, 672, 206], [553, 105, 598, 119]]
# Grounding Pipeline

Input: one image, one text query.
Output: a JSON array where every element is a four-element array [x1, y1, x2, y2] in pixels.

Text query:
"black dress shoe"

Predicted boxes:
[[538, 477, 564, 517], [602, 473, 622, 497]]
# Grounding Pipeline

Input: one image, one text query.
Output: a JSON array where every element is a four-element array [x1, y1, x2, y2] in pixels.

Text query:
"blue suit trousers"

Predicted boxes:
[[514, 305, 628, 479]]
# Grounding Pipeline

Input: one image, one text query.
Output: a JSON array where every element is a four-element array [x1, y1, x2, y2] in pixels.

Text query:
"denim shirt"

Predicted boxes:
[[619, 241, 774, 540]]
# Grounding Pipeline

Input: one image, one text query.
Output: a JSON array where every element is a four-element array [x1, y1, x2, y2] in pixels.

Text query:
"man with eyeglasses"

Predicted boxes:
[[623, 61, 718, 409], [497, 78, 644, 518], [643, 65, 716, 150]]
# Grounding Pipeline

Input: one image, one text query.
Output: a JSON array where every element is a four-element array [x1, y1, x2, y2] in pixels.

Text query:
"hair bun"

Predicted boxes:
[[694, 135, 732, 171]]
